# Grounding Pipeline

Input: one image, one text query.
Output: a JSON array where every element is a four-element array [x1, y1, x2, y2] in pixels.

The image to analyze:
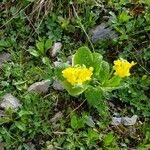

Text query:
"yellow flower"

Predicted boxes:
[[113, 59, 136, 77], [62, 66, 93, 85]]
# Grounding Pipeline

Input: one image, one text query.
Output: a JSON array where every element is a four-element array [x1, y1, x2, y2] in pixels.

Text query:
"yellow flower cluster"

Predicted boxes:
[[113, 59, 136, 77], [62, 67, 93, 85]]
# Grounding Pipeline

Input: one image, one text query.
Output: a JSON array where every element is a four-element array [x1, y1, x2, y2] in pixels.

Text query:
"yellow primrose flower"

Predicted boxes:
[[113, 59, 136, 77], [62, 66, 93, 85]]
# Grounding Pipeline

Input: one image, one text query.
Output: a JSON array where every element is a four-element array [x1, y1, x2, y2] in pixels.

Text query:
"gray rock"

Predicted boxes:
[[52, 80, 64, 91], [0, 142, 4, 150], [53, 61, 61, 67], [112, 115, 138, 126], [67, 55, 73, 65], [90, 23, 117, 43], [50, 111, 63, 123], [0, 110, 5, 117], [50, 42, 62, 58], [112, 117, 122, 126], [27, 142, 36, 150], [0, 93, 21, 111], [121, 115, 138, 126], [47, 144, 56, 150], [52, 123, 61, 130], [28, 80, 51, 94], [0, 52, 11, 68]]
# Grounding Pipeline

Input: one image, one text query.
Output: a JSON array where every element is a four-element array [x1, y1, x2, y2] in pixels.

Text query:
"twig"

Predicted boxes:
[[72, 4, 95, 52], [126, 48, 150, 75], [66, 100, 86, 118], [0, 3, 32, 29], [53, 131, 67, 135], [43, 93, 51, 99]]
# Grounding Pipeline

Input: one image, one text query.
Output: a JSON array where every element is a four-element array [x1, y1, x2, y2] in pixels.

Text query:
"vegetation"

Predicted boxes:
[[0, 0, 150, 149]]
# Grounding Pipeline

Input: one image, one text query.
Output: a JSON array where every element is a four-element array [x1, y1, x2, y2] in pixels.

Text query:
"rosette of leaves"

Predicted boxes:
[[55, 46, 122, 114], [28, 38, 52, 64]]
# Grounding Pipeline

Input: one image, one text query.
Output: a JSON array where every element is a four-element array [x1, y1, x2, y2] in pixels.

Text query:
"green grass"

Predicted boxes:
[[0, 0, 150, 149]]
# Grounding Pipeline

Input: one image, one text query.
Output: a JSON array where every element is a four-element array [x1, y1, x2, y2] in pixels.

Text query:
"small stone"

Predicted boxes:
[[67, 55, 73, 65], [52, 123, 60, 130], [53, 61, 61, 67], [90, 23, 117, 43], [0, 93, 21, 111], [50, 42, 62, 58], [128, 126, 136, 135], [121, 115, 138, 126], [0, 52, 11, 69], [112, 115, 138, 126], [112, 117, 122, 126], [52, 80, 64, 91], [0, 110, 5, 117], [47, 144, 56, 150], [27, 142, 36, 150], [50, 111, 63, 123], [0, 141, 4, 150], [28, 80, 51, 94]]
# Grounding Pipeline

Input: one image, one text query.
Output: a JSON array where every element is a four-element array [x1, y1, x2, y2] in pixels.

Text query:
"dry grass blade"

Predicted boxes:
[[0, 3, 32, 29]]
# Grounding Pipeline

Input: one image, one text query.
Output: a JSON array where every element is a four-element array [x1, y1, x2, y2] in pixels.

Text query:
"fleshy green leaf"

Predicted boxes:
[[0, 40, 10, 48], [92, 52, 103, 78], [85, 116, 95, 127], [63, 81, 88, 96], [71, 115, 78, 129], [118, 11, 131, 23], [103, 132, 115, 146], [73, 46, 93, 67], [28, 48, 39, 57], [71, 114, 85, 129], [36, 41, 45, 55], [85, 86, 108, 115], [98, 61, 110, 83], [42, 57, 51, 65], [85, 86, 103, 106], [104, 76, 122, 87], [45, 39, 52, 51], [15, 121, 26, 131], [87, 129, 99, 141], [18, 110, 33, 117]]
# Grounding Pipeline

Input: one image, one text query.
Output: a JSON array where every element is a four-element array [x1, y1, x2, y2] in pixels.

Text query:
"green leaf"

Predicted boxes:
[[85, 116, 95, 127], [63, 80, 88, 96], [87, 129, 99, 141], [145, 0, 150, 5], [28, 48, 39, 57], [42, 57, 51, 65], [54, 63, 70, 81], [0, 40, 10, 47], [45, 39, 52, 51], [36, 41, 45, 55], [103, 132, 114, 146], [145, 144, 150, 148], [85, 86, 108, 115], [71, 114, 85, 129], [118, 11, 131, 23], [98, 61, 110, 83], [71, 115, 78, 129], [106, 148, 119, 150], [18, 110, 33, 117], [104, 76, 122, 87], [26, 0, 35, 2], [85, 86, 103, 106], [0, 117, 11, 125], [73, 46, 93, 67], [92, 52, 103, 78], [15, 121, 26, 131], [144, 26, 150, 31]]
